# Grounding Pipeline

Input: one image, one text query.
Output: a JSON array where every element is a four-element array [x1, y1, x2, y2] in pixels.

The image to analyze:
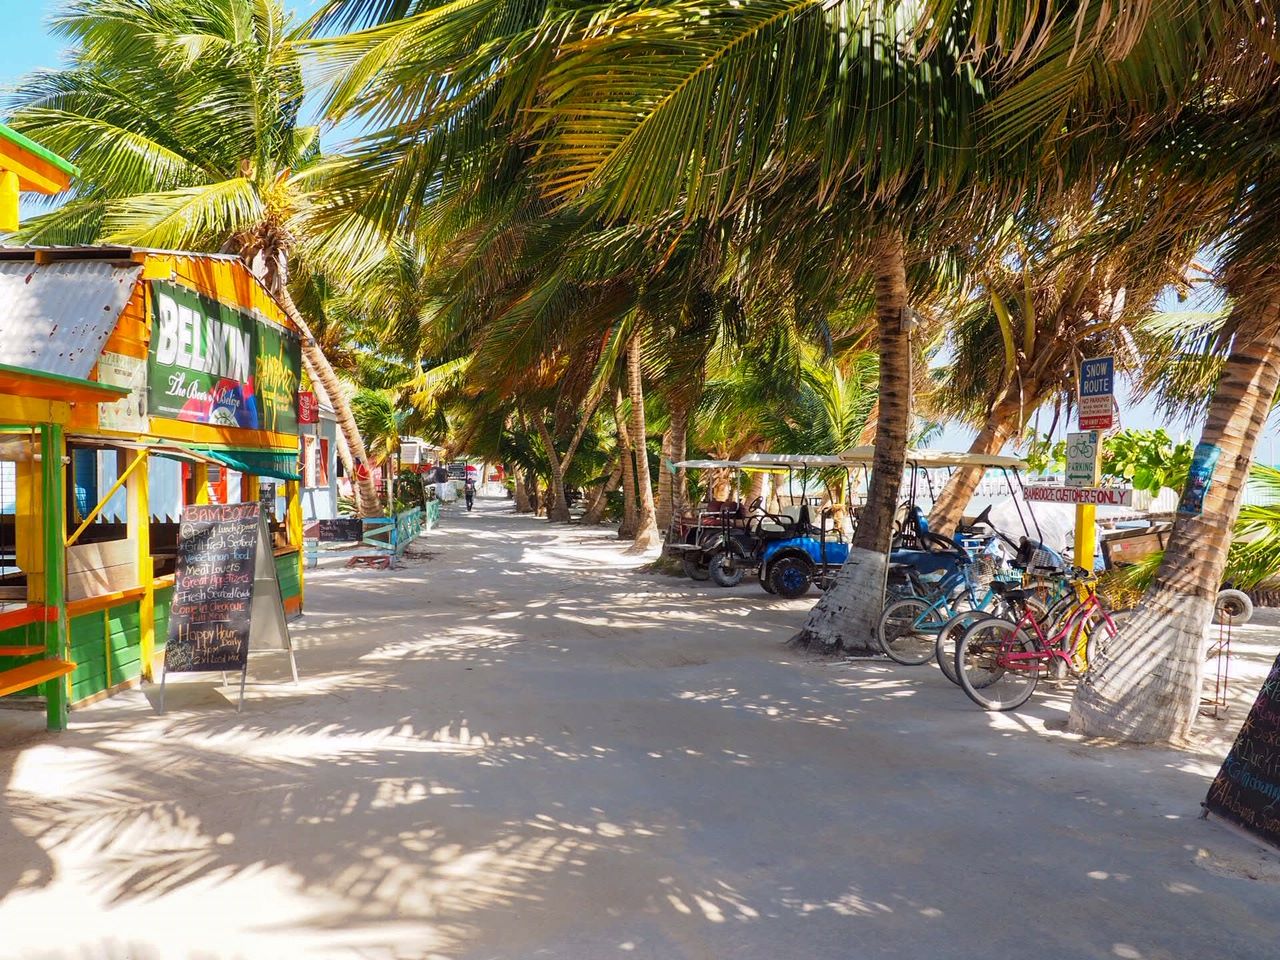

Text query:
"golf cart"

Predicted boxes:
[[664, 460, 762, 581], [737, 453, 868, 598]]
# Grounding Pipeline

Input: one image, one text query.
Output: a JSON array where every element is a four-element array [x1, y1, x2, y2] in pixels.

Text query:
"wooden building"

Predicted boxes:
[[0, 246, 305, 729]]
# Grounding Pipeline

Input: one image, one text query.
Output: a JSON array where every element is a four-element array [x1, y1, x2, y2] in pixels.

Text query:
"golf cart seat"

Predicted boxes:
[[757, 502, 810, 534]]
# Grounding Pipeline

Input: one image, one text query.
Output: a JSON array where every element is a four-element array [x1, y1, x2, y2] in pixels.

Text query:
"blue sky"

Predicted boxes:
[[2, 3, 1273, 462]]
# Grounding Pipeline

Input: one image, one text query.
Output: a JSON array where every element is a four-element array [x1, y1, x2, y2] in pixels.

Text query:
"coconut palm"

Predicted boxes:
[[927, 194, 1210, 534], [3, 0, 382, 513], [524, 1, 1012, 653], [921, 1, 1280, 742]]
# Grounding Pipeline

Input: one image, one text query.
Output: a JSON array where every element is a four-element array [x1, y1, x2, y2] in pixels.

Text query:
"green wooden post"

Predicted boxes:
[[42, 423, 67, 731]]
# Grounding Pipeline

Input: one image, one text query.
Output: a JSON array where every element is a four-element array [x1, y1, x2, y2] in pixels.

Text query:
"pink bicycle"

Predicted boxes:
[[954, 570, 1119, 711]]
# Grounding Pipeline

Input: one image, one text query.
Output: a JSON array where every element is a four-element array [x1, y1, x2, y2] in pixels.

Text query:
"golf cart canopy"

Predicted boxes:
[[739, 453, 848, 469], [838, 446, 1027, 470], [674, 459, 756, 470]]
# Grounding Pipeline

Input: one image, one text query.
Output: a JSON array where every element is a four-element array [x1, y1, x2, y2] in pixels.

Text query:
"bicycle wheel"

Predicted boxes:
[[877, 598, 947, 666], [956, 619, 1039, 711], [1071, 606, 1119, 677], [935, 609, 986, 685]]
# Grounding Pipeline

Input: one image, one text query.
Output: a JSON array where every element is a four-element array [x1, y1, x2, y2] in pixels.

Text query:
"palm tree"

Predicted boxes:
[[927, 195, 1209, 534], [3, 0, 382, 513], [526, 2, 1005, 653], [924, 1, 1280, 742]]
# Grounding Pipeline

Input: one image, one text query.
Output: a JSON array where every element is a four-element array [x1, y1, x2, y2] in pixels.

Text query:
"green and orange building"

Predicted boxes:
[[0, 124, 307, 729]]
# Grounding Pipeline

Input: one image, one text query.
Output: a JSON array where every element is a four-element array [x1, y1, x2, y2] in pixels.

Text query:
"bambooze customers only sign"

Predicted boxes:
[[148, 280, 302, 434], [1026, 485, 1133, 506]]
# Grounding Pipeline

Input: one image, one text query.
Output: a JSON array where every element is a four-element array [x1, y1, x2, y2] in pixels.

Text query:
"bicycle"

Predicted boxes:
[[953, 569, 1119, 711], [878, 541, 1020, 666], [932, 520, 1074, 684]]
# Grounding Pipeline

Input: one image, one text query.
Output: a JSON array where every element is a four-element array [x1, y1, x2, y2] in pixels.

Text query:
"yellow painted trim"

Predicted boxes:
[[0, 170, 17, 233], [140, 255, 176, 281], [103, 609, 111, 690], [286, 479, 304, 610], [0, 142, 69, 194], [15, 455, 42, 601], [146, 418, 298, 453], [65, 450, 147, 547], [0, 394, 71, 425], [65, 585, 147, 618], [133, 449, 156, 679], [193, 462, 210, 504]]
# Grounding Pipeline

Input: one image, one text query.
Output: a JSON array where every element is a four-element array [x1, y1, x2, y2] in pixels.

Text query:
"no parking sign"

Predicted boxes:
[[1078, 357, 1114, 431]]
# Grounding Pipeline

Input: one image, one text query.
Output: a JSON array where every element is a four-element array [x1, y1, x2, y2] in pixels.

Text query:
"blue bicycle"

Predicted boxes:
[[877, 540, 1021, 666]]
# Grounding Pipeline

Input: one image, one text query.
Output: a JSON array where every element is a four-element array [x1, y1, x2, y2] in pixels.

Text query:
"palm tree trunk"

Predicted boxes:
[[534, 416, 572, 523], [792, 230, 911, 655], [583, 458, 622, 525], [657, 399, 690, 532], [275, 285, 381, 516], [526, 468, 541, 515], [928, 389, 1028, 536], [628, 332, 661, 550], [616, 390, 638, 539], [513, 470, 533, 512], [1070, 288, 1280, 743]]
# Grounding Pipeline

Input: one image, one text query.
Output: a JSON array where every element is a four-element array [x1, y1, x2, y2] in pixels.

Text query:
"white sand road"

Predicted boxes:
[[1, 496, 1279, 959]]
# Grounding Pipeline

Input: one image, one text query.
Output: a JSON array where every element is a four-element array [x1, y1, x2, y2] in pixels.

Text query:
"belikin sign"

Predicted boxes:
[[148, 280, 302, 434]]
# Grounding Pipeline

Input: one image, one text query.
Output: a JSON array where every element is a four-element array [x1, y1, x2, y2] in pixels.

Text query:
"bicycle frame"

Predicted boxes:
[[993, 587, 1117, 674]]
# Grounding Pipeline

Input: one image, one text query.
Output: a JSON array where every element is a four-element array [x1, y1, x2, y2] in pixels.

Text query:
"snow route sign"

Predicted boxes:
[[1079, 357, 1115, 431]]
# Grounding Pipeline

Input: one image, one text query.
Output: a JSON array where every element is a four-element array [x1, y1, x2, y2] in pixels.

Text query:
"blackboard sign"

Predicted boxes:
[[160, 501, 297, 713], [164, 502, 259, 673], [1205, 650, 1280, 847], [316, 517, 363, 542]]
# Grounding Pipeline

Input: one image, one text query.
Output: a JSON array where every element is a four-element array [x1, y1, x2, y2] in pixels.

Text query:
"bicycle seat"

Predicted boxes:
[[998, 587, 1035, 603]]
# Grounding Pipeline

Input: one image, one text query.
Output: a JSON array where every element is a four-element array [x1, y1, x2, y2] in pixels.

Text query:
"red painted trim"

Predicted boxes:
[[0, 605, 56, 631]]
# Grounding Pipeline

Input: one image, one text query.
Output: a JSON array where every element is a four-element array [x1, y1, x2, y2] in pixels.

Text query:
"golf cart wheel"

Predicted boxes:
[[682, 554, 710, 581], [768, 556, 813, 599], [1215, 589, 1253, 627], [709, 551, 746, 588]]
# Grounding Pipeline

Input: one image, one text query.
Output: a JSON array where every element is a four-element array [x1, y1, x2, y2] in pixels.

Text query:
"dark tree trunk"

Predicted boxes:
[[616, 390, 638, 539], [584, 458, 622, 525], [792, 230, 912, 655], [928, 389, 1029, 536]]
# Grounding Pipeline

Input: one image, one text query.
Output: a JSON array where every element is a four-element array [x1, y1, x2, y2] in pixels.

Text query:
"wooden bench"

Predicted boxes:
[[0, 645, 43, 658], [0, 659, 76, 698]]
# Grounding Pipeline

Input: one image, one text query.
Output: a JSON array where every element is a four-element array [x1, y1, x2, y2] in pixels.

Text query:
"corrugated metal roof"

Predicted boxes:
[[0, 244, 242, 264], [0, 260, 142, 379]]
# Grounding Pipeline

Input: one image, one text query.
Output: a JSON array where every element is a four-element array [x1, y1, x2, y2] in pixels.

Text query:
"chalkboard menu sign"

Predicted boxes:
[[165, 502, 259, 673], [316, 517, 363, 542], [1205, 650, 1280, 848], [160, 501, 297, 713]]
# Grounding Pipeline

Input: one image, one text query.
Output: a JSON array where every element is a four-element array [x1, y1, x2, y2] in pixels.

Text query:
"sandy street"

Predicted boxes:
[[1, 496, 1279, 960]]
